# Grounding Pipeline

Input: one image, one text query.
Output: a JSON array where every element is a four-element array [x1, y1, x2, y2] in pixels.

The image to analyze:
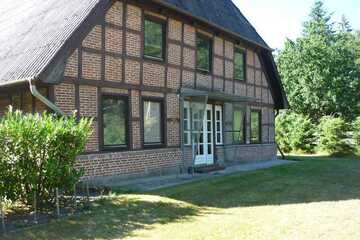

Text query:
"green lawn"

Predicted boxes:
[[4, 155, 360, 240]]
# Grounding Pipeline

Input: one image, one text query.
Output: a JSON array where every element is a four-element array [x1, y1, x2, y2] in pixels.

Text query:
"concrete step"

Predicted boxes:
[[194, 164, 226, 173]]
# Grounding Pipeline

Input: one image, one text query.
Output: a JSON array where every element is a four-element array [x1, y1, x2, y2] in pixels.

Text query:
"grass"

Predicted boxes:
[[4, 155, 360, 240]]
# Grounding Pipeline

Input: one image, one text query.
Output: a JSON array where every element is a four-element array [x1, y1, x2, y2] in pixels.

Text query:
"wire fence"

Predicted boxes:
[[0, 180, 109, 235]]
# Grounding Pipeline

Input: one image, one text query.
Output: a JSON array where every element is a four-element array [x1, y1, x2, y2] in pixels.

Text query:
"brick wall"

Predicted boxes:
[[77, 148, 183, 179], [54, 83, 76, 115], [52, 0, 278, 179], [221, 144, 277, 164]]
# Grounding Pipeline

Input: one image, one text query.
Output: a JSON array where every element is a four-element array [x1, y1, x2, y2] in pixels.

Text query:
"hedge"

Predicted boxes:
[[0, 108, 92, 205]]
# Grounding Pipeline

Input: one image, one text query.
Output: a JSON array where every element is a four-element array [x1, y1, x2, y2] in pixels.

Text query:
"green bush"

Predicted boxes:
[[353, 117, 360, 151], [317, 116, 354, 156], [275, 111, 293, 153], [276, 111, 317, 153], [290, 115, 317, 153], [0, 108, 92, 205]]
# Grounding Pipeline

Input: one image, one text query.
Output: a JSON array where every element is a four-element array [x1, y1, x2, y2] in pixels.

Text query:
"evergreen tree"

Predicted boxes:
[[338, 15, 352, 33], [277, 0, 360, 121]]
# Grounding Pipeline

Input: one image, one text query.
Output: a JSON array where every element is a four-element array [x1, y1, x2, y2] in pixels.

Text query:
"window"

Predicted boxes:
[[7, 88, 49, 113], [196, 35, 212, 72], [215, 105, 223, 145], [234, 48, 246, 81], [251, 110, 261, 143], [143, 99, 164, 146], [233, 108, 246, 143], [102, 95, 128, 149], [183, 102, 191, 145], [144, 17, 165, 60], [11, 93, 21, 110]]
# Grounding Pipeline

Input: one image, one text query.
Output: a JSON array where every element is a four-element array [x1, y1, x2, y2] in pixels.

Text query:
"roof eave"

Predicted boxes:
[[259, 50, 289, 110], [0, 78, 33, 88]]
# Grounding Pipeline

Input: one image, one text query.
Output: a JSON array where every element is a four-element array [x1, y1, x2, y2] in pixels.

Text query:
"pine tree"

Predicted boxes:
[[303, 0, 334, 37], [338, 15, 352, 33], [277, 0, 360, 121]]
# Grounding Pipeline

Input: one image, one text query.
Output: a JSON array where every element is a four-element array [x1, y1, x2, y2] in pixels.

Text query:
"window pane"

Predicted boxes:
[[233, 109, 245, 143], [144, 101, 162, 144], [199, 145, 204, 155], [207, 110, 212, 120], [216, 122, 221, 131], [184, 132, 189, 145], [216, 111, 220, 120], [197, 36, 211, 71], [22, 92, 33, 113], [102, 97, 127, 147], [12, 93, 21, 110], [144, 19, 164, 59], [251, 111, 261, 143], [184, 119, 189, 131], [207, 122, 211, 131], [234, 50, 245, 80], [184, 108, 188, 120]]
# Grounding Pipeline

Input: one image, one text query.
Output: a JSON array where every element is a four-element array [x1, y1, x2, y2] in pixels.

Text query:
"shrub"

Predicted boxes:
[[353, 117, 360, 151], [290, 115, 317, 153], [276, 111, 317, 153], [0, 108, 92, 205], [275, 111, 293, 153], [317, 116, 355, 156]]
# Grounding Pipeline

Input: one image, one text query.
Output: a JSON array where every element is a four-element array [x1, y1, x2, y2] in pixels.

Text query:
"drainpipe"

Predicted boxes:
[[275, 109, 285, 159], [28, 78, 65, 116]]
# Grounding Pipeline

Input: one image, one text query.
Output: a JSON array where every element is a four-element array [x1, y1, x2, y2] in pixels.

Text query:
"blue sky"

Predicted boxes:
[[233, 0, 360, 50]]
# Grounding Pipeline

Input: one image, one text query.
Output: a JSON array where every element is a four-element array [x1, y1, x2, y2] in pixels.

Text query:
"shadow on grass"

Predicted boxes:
[[152, 155, 360, 208], [5, 195, 201, 240], [6, 155, 360, 239]]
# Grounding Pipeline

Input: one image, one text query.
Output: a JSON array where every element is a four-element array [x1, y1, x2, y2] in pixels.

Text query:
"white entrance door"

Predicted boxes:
[[194, 104, 214, 166]]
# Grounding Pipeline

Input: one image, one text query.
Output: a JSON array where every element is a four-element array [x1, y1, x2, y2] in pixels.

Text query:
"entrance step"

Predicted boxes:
[[194, 164, 226, 174]]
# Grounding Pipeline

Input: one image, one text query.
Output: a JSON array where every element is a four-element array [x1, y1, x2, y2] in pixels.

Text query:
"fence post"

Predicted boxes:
[[33, 191, 38, 224], [1, 198, 5, 233], [55, 188, 60, 217]]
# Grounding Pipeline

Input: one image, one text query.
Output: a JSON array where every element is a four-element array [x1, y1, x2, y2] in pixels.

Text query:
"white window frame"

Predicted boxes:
[[215, 105, 223, 145], [183, 101, 191, 146]]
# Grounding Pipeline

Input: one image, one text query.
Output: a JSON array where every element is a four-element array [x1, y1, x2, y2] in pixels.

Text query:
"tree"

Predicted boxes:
[[303, 0, 334, 37], [338, 15, 352, 33], [276, 111, 317, 153], [317, 116, 355, 156], [277, 0, 360, 121], [353, 117, 360, 149]]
